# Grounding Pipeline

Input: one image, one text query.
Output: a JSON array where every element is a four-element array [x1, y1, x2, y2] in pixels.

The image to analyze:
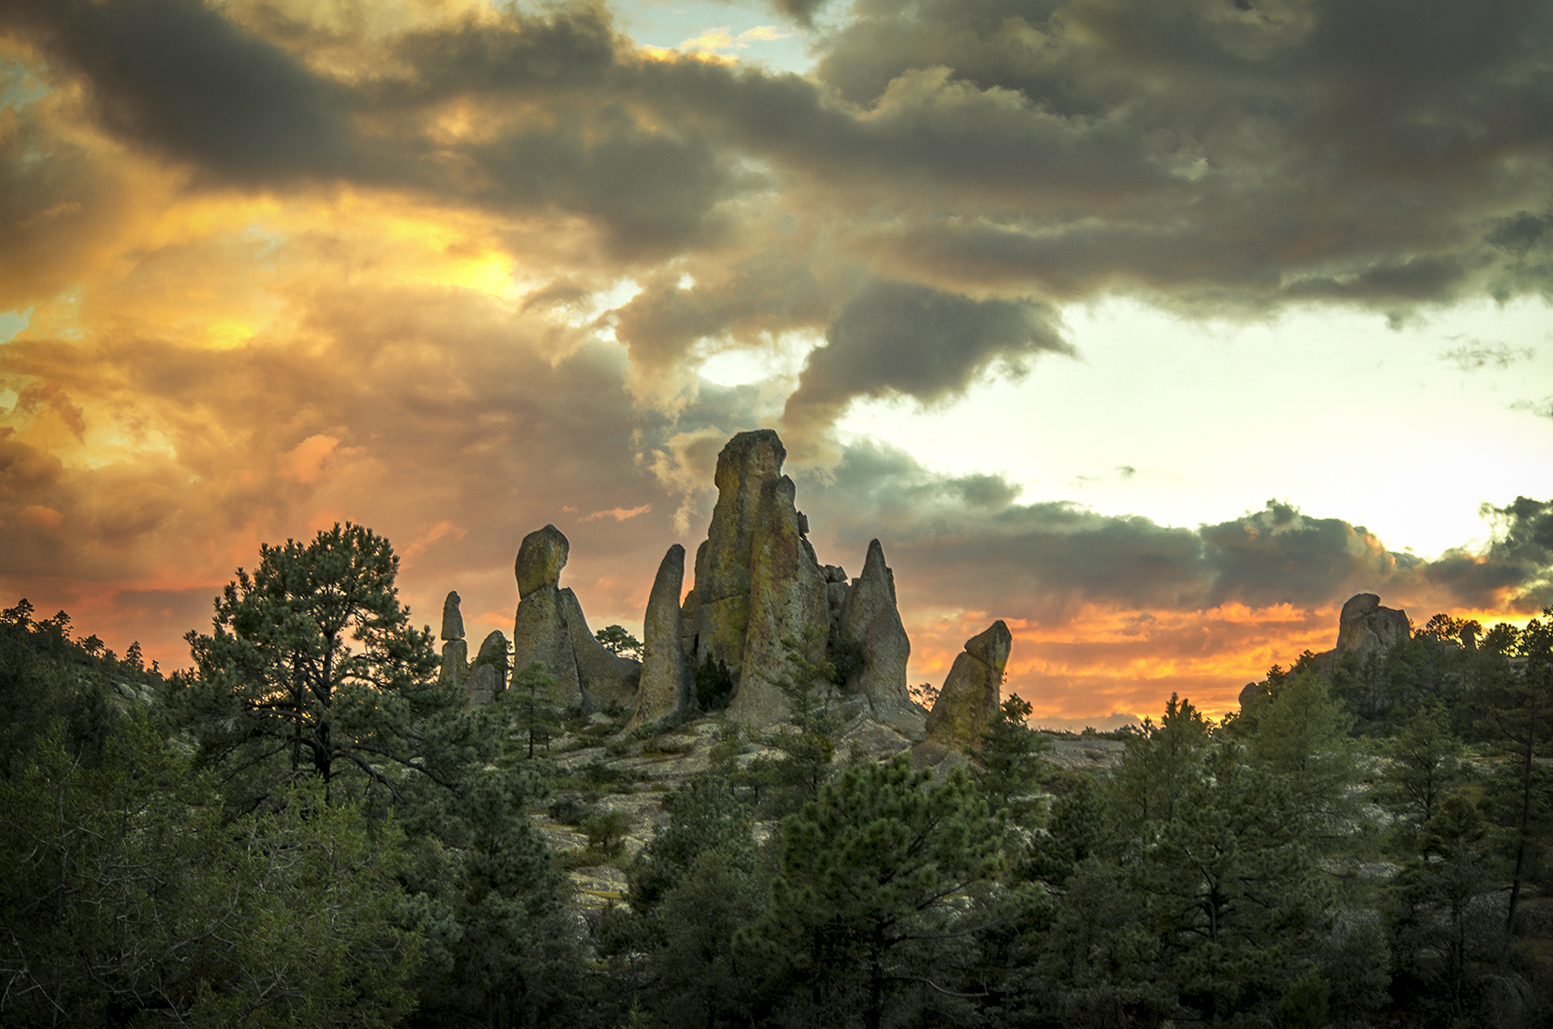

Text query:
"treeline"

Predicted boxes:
[[2, 524, 1552, 1028]]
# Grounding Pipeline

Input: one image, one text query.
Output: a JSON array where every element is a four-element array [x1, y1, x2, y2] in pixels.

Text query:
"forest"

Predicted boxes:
[[3, 523, 1552, 1029]]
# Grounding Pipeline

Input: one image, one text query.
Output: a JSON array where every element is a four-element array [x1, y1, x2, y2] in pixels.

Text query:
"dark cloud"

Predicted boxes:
[[1425, 497, 1553, 612], [6, 0, 1551, 378], [796, 440, 1551, 625], [782, 280, 1071, 442], [0, 0, 356, 183]]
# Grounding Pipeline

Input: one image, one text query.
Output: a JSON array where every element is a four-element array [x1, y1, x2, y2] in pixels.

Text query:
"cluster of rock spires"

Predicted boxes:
[[437, 429, 1012, 756]]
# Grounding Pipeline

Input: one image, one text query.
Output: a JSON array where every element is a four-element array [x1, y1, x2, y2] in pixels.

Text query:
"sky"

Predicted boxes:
[[1, 0, 1551, 729]]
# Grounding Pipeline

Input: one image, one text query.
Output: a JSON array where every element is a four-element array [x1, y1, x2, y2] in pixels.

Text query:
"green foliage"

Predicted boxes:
[[400, 751, 581, 1029], [1479, 609, 1553, 940], [1110, 692, 1213, 830], [1023, 770, 1112, 885], [1, 597, 163, 778], [1246, 669, 1362, 845], [509, 661, 563, 759], [1393, 794, 1499, 1016], [643, 849, 766, 1029], [0, 720, 420, 1028], [972, 693, 1050, 824], [739, 755, 1003, 1029], [1274, 965, 1330, 1029], [1379, 698, 1468, 846], [584, 808, 633, 858], [1133, 743, 1334, 1023], [630, 774, 755, 919], [596, 624, 644, 661], [181, 523, 450, 808]]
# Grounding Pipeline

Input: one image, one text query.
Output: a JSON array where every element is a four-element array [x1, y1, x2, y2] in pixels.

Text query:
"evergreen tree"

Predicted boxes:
[[509, 661, 562, 759], [1378, 698, 1468, 847], [181, 523, 453, 809], [739, 755, 1003, 1029], [0, 719, 420, 1028], [1134, 743, 1333, 1023], [1110, 693, 1213, 830], [1246, 669, 1362, 845], [630, 774, 756, 920], [973, 694, 1049, 825], [1481, 609, 1553, 938]]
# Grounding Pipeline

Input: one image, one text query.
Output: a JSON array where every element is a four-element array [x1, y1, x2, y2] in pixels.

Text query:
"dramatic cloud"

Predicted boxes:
[[2, 0, 1549, 725]]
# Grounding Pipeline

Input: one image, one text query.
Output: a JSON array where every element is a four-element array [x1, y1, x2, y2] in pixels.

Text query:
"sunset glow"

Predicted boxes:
[[2, 0, 1550, 725]]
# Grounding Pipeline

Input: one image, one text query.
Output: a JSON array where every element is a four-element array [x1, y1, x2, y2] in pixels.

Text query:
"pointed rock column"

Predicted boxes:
[[839, 539, 922, 736], [438, 591, 468, 690], [918, 620, 1012, 759], [627, 544, 693, 731], [689, 430, 828, 726]]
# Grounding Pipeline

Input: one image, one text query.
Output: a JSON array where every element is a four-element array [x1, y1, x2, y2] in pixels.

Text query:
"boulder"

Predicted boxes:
[[1308, 592, 1413, 680], [627, 544, 693, 731], [441, 590, 464, 642], [919, 621, 1012, 758], [515, 525, 569, 600], [689, 431, 829, 727], [466, 631, 508, 708], [839, 540, 922, 736]]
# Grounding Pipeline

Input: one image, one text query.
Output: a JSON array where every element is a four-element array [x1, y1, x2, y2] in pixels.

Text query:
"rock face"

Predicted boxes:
[[511, 525, 641, 712], [441, 591, 465, 642], [920, 621, 1012, 757], [838, 540, 921, 735], [438, 591, 468, 691], [1308, 592, 1412, 679], [1334, 593, 1411, 665], [516, 525, 569, 599], [683, 430, 830, 727], [627, 544, 693, 731], [467, 630, 508, 707]]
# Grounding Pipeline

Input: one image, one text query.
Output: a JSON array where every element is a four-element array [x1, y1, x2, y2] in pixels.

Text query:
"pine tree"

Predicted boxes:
[[739, 755, 1003, 1029]]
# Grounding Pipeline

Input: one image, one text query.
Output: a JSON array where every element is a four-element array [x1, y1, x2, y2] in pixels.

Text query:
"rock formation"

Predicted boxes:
[[838, 540, 922, 735], [1310, 592, 1411, 676], [626, 544, 693, 731], [511, 524, 641, 712], [467, 630, 508, 708], [438, 591, 468, 691], [683, 430, 830, 726], [502, 431, 940, 743], [917, 621, 1012, 760]]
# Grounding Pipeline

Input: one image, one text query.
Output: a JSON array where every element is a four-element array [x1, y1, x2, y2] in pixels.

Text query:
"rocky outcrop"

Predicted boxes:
[[438, 591, 468, 691], [1309, 593, 1412, 677], [683, 430, 830, 727], [1334, 593, 1411, 664], [563, 588, 640, 711], [838, 540, 921, 735], [627, 545, 693, 731], [917, 621, 1012, 760], [511, 525, 641, 712], [467, 630, 508, 707]]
